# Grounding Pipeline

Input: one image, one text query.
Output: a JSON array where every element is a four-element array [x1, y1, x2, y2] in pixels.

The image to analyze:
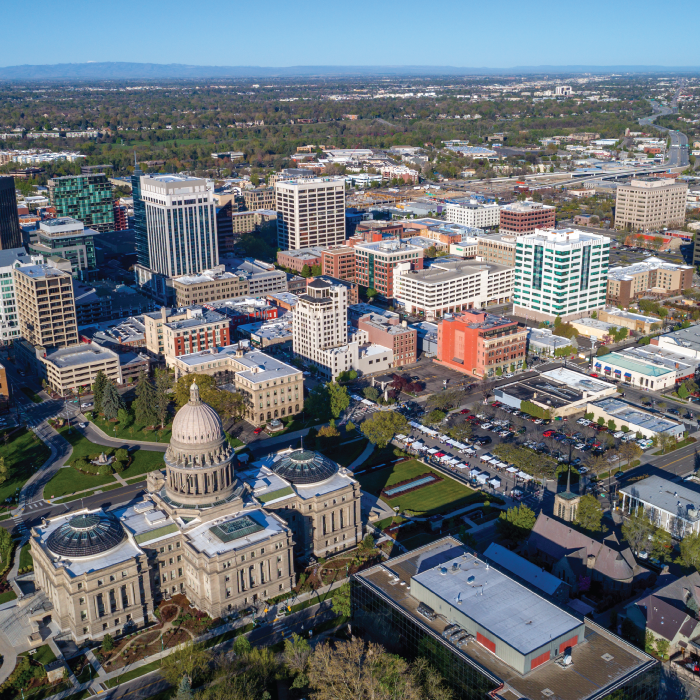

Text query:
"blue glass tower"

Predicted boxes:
[[132, 158, 148, 268]]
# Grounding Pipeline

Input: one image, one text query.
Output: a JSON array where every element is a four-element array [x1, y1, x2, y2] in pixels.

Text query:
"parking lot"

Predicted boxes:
[[387, 398, 660, 504]]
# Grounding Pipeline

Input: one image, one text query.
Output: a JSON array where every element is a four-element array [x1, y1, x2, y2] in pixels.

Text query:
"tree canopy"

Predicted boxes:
[[574, 495, 604, 533], [496, 504, 536, 543], [361, 411, 409, 449]]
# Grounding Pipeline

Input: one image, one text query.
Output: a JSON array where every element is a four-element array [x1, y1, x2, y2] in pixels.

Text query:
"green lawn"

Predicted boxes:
[[45, 428, 164, 499], [45, 467, 115, 499], [30, 644, 57, 666], [0, 590, 17, 604], [120, 449, 164, 479], [0, 428, 52, 505], [104, 659, 162, 688], [356, 459, 478, 516], [19, 543, 32, 569], [89, 415, 172, 443]]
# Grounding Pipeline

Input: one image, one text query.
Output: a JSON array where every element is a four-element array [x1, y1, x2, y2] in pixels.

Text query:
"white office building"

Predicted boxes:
[[513, 228, 610, 322], [140, 175, 218, 278], [444, 201, 500, 229], [0, 248, 43, 344], [393, 259, 513, 321], [275, 178, 346, 251]]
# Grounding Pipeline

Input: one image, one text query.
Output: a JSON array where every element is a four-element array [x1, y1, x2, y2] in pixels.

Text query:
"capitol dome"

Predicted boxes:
[[47, 512, 126, 558], [163, 379, 236, 508], [171, 381, 225, 445]]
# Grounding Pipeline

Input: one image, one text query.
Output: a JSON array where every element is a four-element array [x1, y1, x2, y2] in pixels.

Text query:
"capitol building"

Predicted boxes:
[[30, 381, 362, 642]]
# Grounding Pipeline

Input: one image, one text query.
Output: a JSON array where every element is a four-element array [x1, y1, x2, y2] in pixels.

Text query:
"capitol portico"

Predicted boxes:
[[30, 379, 362, 642]]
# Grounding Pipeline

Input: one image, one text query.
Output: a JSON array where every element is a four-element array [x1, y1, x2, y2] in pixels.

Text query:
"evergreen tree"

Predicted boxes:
[[175, 675, 193, 700], [92, 370, 108, 413], [154, 368, 173, 428], [133, 372, 157, 426], [101, 382, 124, 420]]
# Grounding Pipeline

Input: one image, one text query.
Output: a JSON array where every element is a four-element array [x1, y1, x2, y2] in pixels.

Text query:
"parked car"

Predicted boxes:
[[460, 409, 470, 415], [613, 431, 625, 439], [253, 427, 265, 435]]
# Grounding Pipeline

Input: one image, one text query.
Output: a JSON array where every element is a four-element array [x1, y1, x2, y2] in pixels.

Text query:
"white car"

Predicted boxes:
[[504, 373, 514, 378], [533, 419, 543, 425], [81, 402, 92, 409], [79, 422, 88, 428], [578, 466, 589, 474], [613, 431, 625, 439], [481, 423, 493, 430], [576, 418, 588, 426]]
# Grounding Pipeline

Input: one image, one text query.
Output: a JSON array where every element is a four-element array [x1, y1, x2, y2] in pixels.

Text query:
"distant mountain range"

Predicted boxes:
[[0, 62, 699, 80]]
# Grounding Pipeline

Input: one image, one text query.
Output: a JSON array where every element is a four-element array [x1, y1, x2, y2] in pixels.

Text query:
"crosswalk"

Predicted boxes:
[[271, 618, 292, 640], [23, 501, 47, 511], [13, 515, 27, 537]]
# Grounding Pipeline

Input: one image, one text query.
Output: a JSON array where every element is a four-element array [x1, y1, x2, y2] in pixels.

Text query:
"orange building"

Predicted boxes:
[[436, 310, 527, 378]]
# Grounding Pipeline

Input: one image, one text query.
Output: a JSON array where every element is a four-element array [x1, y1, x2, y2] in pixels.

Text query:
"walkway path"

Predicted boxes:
[[348, 442, 374, 470]]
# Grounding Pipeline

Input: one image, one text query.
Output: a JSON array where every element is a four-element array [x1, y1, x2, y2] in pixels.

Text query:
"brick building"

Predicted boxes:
[[436, 310, 527, 378], [499, 201, 556, 236], [357, 312, 417, 367], [321, 246, 356, 281], [276, 247, 324, 274], [354, 239, 424, 299], [607, 257, 693, 307], [160, 308, 231, 360]]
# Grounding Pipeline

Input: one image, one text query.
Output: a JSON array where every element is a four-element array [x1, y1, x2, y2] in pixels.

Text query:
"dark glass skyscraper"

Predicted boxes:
[[47, 173, 114, 232], [0, 177, 22, 250], [132, 162, 149, 268]]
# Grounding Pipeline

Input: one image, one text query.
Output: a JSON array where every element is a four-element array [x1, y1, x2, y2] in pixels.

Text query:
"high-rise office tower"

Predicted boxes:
[[139, 174, 218, 277], [132, 160, 148, 268], [513, 227, 610, 322], [275, 178, 346, 251], [0, 177, 22, 250], [47, 174, 115, 232], [14, 263, 78, 348]]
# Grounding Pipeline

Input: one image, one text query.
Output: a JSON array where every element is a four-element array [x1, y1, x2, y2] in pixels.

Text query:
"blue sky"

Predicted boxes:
[[2, 0, 699, 68]]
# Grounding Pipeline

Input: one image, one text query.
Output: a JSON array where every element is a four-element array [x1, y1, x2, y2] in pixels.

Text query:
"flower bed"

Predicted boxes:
[[380, 472, 442, 499]]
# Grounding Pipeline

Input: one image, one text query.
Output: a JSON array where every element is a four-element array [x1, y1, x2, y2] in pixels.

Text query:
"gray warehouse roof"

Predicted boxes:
[[411, 551, 581, 655]]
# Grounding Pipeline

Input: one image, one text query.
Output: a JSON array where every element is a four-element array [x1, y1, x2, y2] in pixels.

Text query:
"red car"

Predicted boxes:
[[590, 373, 598, 378], [491, 402, 502, 407], [253, 426, 265, 435], [542, 430, 555, 437], [596, 424, 607, 432], [460, 409, 471, 415]]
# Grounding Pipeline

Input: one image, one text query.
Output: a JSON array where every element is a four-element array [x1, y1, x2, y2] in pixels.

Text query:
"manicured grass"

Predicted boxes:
[[30, 644, 57, 666], [0, 512, 13, 521], [49, 481, 127, 504], [289, 587, 340, 613], [104, 658, 163, 688], [45, 467, 115, 499], [89, 415, 172, 443], [373, 515, 406, 531], [0, 428, 52, 505], [19, 542, 32, 569], [203, 622, 255, 649], [356, 459, 477, 516], [120, 449, 165, 479], [0, 590, 17, 604], [25, 681, 72, 700]]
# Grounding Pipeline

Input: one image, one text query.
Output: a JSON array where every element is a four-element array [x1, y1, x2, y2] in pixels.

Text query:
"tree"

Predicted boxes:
[[678, 532, 700, 571], [155, 368, 173, 428], [332, 581, 351, 617], [449, 422, 473, 442], [362, 386, 380, 403], [619, 441, 642, 468], [424, 409, 446, 426], [300, 264, 312, 278], [102, 633, 114, 651], [607, 420, 617, 431], [92, 370, 108, 413], [284, 633, 312, 689], [306, 384, 332, 420], [0, 527, 11, 556], [0, 457, 7, 487], [328, 382, 350, 419], [117, 407, 133, 428], [655, 637, 670, 659], [346, 421, 355, 433], [311, 264, 322, 277], [496, 504, 536, 544], [597, 346, 611, 356], [133, 372, 157, 426], [307, 638, 420, 700], [366, 288, 378, 300], [650, 528, 673, 563], [574, 494, 604, 533], [361, 411, 409, 449], [175, 675, 193, 700], [101, 382, 124, 420], [426, 389, 463, 412], [621, 507, 654, 555], [159, 641, 212, 687], [318, 422, 340, 439]]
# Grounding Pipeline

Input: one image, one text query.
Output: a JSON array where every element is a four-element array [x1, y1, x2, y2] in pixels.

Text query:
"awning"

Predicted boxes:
[[517, 471, 532, 480], [594, 362, 602, 368], [476, 474, 488, 484], [604, 366, 611, 371], [427, 448, 438, 455], [614, 369, 621, 374], [507, 466, 518, 473], [624, 373, 632, 378], [489, 478, 501, 487]]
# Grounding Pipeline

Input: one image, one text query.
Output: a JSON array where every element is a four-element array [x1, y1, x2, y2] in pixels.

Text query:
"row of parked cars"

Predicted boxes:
[[575, 418, 654, 450]]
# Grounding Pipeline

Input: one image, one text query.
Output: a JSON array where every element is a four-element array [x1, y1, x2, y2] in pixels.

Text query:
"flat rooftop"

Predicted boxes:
[[498, 369, 613, 408], [412, 551, 581, 655], [590, 397, 682, 435], [356, 539, 656, 700], [608, 256, 692, 281], [45, 343, 118, 369], [398, 260, 510, 286], [15, 264, 69, 280], [594, 352, 674, 378]]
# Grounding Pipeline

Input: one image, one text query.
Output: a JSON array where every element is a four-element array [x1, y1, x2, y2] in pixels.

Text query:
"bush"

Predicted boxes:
[[112, 460, 125, 473], [102, 633, 114, 652], [97, 464, 112, 476], [115, 448, 129, 462]]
